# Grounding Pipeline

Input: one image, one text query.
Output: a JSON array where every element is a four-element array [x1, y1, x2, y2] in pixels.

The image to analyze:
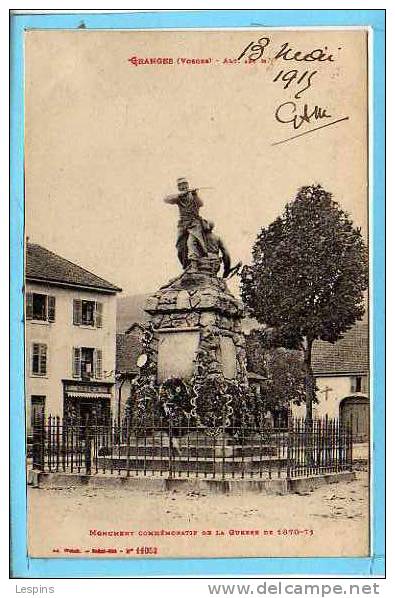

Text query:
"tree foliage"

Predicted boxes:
[[241, 185, 368, 419], [247, 330, 310, 410], [262, 348, 311, 409], [242, 185, 368, 343]]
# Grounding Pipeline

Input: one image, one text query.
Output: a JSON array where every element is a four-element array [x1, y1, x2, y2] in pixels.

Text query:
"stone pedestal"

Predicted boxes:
[[143, 269, 248, 385]]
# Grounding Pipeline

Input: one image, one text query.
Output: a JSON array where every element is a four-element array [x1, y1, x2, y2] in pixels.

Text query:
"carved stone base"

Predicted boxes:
[[144, 269, 247, 384]]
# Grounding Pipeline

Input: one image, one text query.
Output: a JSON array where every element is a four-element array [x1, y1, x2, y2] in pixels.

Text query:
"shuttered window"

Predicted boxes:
[[31, 343, 47, 376], [351, 375, 368, 394], [31, 396, 46, 428], [48, 296, 56, 322], [72, 347, 103, 379], [26, 292, 55, 322], [94, 349, 103, 379], [26, 292, 33, 320], [73, 299, 103, 328], [95, 302, 103, 328], [73, 300, 82, 325], [72, 347, 81, 378]]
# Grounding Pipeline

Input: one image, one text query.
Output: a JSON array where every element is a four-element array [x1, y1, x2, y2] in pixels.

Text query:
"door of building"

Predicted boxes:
[[340, 396, 369, 442], [64, 396, 111, 425]]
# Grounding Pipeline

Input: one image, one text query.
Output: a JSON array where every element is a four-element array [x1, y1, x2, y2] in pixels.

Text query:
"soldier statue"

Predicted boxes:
[[163, 177, 208, 269], [164, 178, 241, 279]]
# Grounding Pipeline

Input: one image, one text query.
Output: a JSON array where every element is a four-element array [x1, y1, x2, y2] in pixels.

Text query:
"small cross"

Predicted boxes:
[[320, 385, 333, 401]]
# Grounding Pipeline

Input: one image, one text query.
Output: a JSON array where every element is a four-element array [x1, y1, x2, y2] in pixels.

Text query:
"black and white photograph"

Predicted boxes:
[[23, 27, 370, 559]]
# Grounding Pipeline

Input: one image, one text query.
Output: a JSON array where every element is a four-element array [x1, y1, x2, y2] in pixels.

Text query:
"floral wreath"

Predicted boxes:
[[190, 373, 234, 436], [158, 377, 193, 422]]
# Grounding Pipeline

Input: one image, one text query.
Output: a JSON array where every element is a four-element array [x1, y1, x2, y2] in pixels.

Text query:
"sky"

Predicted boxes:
[[25, 29, 368, 297]]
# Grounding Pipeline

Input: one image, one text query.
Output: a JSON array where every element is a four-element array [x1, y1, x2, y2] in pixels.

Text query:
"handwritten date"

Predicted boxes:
[[238, 37, 340, 63], [273, 68, 318, 99]]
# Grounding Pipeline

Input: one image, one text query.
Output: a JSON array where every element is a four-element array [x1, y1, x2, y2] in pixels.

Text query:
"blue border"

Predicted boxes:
[[10, 9, 385, 578]]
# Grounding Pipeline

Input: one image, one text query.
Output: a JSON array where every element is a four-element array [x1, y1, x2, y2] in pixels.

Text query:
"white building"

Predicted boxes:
[[293, 319, 369, 441], [25, 243, 121, 435]]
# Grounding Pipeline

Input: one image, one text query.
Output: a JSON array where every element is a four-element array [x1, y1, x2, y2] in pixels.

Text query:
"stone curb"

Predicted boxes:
[[28, 470, 356, 495]]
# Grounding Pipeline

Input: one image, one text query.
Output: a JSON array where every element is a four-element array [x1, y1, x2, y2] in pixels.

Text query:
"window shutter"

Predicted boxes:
[[26, 292, 33, 320], [95, 302, 103, 328], [32, 343, 39, 374], [350, 377, 356, 393], [94, 349, 103, 379], [73, 299, 82, 325], [361, 376, 368, 393], [31, 396, 45, 430], [72, 347, 81, 378], [39, 344, 47, 375], [48, 296, 56, 322]]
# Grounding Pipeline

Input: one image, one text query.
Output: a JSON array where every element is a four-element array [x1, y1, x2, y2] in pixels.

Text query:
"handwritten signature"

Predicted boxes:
[[275, 101, 332, 130]]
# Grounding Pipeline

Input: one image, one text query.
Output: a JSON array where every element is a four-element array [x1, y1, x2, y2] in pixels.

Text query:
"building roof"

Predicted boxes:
[[26, 243, 122, 293], [312, 320, 369, 375], [125, 322, 146, 336], [116, 333, 142, 375]]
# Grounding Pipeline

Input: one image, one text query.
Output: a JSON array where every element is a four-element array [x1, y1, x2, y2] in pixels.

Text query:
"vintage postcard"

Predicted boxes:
[[11, 13, 384, 575]]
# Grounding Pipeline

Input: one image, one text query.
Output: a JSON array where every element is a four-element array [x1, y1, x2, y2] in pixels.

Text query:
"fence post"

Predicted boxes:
[[168, 417, 173, 479], [32, 409, 45, 472], [286, 413, 293, 480], [349, 413, 354, 471], [84, 416, 92, 475], [221, 408, 226, 481]]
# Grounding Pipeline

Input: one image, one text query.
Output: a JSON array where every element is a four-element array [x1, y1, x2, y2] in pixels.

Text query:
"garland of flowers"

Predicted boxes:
[[158, 377, 193, 421], [139, 323, 157, 377], [124, 323, 160, 426], [190, 373, 234, 436]]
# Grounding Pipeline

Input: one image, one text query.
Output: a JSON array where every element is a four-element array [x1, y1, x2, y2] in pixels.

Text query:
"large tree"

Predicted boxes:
[[241, 184, 368, 422]]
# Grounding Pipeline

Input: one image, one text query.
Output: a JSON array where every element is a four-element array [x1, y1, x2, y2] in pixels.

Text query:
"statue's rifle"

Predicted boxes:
[[177, 186, 214, 196], [226, 261, 243, 279]]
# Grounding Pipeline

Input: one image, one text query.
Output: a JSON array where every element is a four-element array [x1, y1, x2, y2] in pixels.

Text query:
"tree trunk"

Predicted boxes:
[[303, 337, 315, 424]]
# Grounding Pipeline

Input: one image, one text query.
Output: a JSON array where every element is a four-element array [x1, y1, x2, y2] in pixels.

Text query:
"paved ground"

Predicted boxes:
[[28, 471, 369, 559]]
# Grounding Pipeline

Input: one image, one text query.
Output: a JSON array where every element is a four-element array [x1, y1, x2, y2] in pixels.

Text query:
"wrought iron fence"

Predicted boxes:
[[30, 413, 353, 480]]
